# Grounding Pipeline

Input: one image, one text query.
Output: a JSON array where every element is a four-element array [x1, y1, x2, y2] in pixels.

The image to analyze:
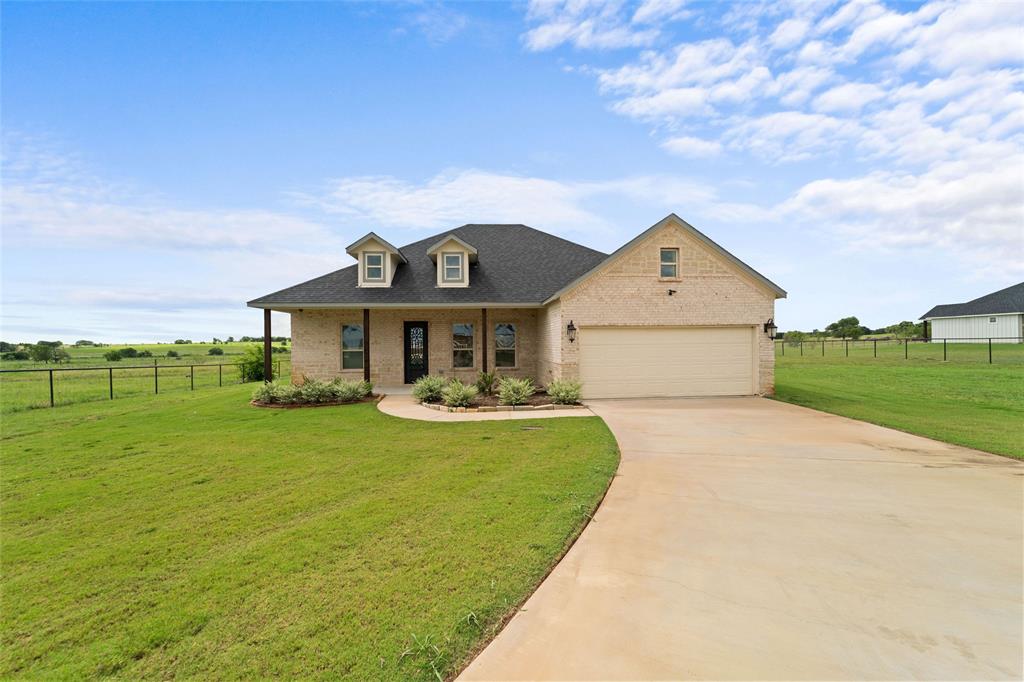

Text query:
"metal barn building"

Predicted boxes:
[[920, 282, 1024, 343]]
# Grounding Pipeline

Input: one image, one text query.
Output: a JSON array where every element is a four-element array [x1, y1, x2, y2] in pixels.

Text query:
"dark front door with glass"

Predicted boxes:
[[403, 321, 428, 384]]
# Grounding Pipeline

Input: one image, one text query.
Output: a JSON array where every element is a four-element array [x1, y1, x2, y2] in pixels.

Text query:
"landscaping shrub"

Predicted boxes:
[[252, 377, 373, 405], [441, 379, 478, 407], [411, 375, 447, 403], [166, 350, 179, 358], [330, 379, 372, 402], [547, 379, 582, 405], [498, 377, 535, 406], [475, 370, 497, 395], [208, 347, 224, 356], [251, 381, 294, 404]]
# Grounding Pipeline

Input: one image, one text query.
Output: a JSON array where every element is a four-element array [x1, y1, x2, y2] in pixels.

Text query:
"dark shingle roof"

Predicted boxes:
[[248, 224, 608, 307], [920, 282, 1024, 319]]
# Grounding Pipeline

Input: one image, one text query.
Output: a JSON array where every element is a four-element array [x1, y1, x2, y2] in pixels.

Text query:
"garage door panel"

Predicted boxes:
[[579, 327, 754, 399]]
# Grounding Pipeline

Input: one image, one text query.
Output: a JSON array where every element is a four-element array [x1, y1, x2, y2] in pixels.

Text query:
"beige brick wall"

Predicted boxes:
[[289, 308, 539, 386], [558, 221, 778, 394], [536, 301, 562, 386]]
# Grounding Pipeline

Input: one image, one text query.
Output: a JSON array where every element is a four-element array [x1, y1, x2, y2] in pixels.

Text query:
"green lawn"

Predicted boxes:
[[1, 386, 619, 679], [774, 342, 1024, 459]]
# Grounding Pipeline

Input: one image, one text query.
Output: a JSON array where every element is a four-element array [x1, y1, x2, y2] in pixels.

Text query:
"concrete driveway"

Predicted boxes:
[[460, 398, 1023, 681]]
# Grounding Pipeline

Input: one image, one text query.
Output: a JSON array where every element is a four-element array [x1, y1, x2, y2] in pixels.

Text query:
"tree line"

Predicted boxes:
[[782, 317, 925, 344]]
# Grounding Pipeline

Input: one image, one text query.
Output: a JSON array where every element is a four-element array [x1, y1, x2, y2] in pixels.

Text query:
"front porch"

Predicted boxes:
[[283, 307, 547, 386]]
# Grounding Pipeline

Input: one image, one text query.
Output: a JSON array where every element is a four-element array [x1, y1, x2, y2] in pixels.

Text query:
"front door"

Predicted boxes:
[[403, 321, 428, 384]]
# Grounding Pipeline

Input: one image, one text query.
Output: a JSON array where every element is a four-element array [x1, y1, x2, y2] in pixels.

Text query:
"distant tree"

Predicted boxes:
[[208, 347, 224, 355], [74, 340, 95, 346], [226, 336, 235, 343], [0, 341, 16, 353], [239, 336, 253, 342], [119, 347, 139, 358], [783, 330, 808, 346], [166, 350, 179, 358], [104, 350, 123, 362], [53, 348, 71, 364], [30, 342, 63, 363], [237, 345, 269, 382], [281, 338, 289, 346], [886, 321, 923, 340], [211, 338, 222, 344], [138, 350, 153, 358], [2, 350, 31, 361], [824, 317, 864, 339]]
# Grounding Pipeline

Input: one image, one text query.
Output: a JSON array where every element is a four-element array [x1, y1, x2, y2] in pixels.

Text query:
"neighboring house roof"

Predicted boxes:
[[919, 281, 1024, 319], [249, 224, 608, 308], [543, 214, 787, 303]]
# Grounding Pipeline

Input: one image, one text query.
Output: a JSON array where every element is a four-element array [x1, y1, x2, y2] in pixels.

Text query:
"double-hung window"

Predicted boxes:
[[442, 252, 464, 283], [660, 248, 679, 278], [342, 324, 364, 369], [363, 252, 385, 282], [452, 323, 474, 368], [495, 323, 516, 368]]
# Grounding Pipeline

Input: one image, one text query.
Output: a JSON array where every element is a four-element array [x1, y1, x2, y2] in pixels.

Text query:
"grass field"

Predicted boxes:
[[775, 341, 1024, 459], [0, 385, 619, 679], [0, 342, 290, 413]]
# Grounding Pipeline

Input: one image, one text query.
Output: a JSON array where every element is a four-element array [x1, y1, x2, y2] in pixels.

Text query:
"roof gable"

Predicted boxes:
[[920, 281, 1024, 319], [544, 214, 787, 303]]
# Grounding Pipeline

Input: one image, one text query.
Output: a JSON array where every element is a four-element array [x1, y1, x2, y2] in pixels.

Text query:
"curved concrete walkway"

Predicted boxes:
[[377, 394, 595, 421], [460, 397, 1023, 681]]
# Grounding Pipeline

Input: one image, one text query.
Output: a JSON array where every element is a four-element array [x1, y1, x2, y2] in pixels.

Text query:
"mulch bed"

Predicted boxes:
[[250, 395, 381, 409]]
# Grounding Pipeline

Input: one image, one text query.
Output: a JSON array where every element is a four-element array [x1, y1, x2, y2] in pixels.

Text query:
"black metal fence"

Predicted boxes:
[[775, 336, 1024, 364], [0, 360, 284, 411]]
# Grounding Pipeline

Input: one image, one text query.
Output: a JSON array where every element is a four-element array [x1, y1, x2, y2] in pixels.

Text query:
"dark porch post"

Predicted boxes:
[[363, 308, 371, 382], [481, 308, 488, 372], [263, 309, 273, 382]]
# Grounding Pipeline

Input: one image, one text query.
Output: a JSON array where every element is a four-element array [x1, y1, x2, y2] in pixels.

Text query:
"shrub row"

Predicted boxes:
[[411, 373, 582, 407], [252, 378, 373, 405]]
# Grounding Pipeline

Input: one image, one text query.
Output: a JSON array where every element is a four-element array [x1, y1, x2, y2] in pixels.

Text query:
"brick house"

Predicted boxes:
[[248, 214, 786, 398]]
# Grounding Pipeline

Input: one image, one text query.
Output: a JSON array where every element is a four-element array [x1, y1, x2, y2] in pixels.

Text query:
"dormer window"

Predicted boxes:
[[363, 252, 385, 282], [442, 253, 464, 284]]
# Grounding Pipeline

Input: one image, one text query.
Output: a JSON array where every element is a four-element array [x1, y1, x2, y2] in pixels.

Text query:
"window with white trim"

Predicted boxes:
[[442, 252, 464, 283], [452, 323, 474, 368], [342, 324, 364, 369], [660, 248, 679, 278], [363, 252, 385, 281], [495, 323, 516, 368], [990, 317, 997, 323]]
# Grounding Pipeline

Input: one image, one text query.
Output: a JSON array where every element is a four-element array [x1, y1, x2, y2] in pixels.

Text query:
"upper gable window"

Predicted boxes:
[[442, 252, 465, 283], [660, 248, 679, 279], [363, 252, 385, 282]]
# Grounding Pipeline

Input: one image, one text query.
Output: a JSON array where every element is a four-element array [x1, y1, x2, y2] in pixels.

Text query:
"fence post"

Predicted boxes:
[[781, 340, 784, 356], [905, 338, 908, 360], [800, 341, 803, 356], [845, 340, 849, 357], [989, 338, 992, 364], [943, 338, 947, 362], [49, 369, 54, 407], [190, 365, 194, 391], [276, 360, 281, 377], [219, 363, 223, 387], [109, 367, 114, 399], [154, 365, 159, 394]]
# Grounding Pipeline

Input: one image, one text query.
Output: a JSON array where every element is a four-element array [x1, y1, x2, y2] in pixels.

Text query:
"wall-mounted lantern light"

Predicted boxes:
[[763, 318, 778, 339], [668, 289, 677, 296], [566, 320, 577, 343]]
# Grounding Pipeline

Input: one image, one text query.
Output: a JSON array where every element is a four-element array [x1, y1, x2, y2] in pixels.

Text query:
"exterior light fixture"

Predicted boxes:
[[668, 289, 677, 296], [763, 318, 778, 339], [566, 320, 577, 343]]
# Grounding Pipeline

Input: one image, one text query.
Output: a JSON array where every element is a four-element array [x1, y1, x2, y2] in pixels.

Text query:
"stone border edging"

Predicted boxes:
[[249, 395, 382, 409], [420, 401, 586, 413]]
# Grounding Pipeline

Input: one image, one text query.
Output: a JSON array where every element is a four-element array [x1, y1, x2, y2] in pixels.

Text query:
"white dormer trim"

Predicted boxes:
[[429, 236, 475, 288], [346, 233, 405, 288]]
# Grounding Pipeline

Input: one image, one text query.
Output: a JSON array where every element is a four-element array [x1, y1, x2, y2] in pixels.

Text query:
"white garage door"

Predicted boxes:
[[579, 326, 756, 399]]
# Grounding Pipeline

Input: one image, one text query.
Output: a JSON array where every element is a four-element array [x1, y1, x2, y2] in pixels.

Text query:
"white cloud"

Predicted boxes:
[[523, 0, 658, 51], [661, 135, 722, 158], [725, 111, 862, 161], [812, 81, 886, 113], [632, 0, 690, 24], [769, 18, 810, 50]]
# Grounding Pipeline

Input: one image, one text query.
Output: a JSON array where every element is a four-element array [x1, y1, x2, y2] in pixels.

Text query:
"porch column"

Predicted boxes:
[[363, 308, 371, 382], [263, 309, 272, 383], [481, 308, 488, 372]]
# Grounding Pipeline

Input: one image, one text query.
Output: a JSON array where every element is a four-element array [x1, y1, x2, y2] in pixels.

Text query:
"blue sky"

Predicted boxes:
[[2, 0, 1022, 342]]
